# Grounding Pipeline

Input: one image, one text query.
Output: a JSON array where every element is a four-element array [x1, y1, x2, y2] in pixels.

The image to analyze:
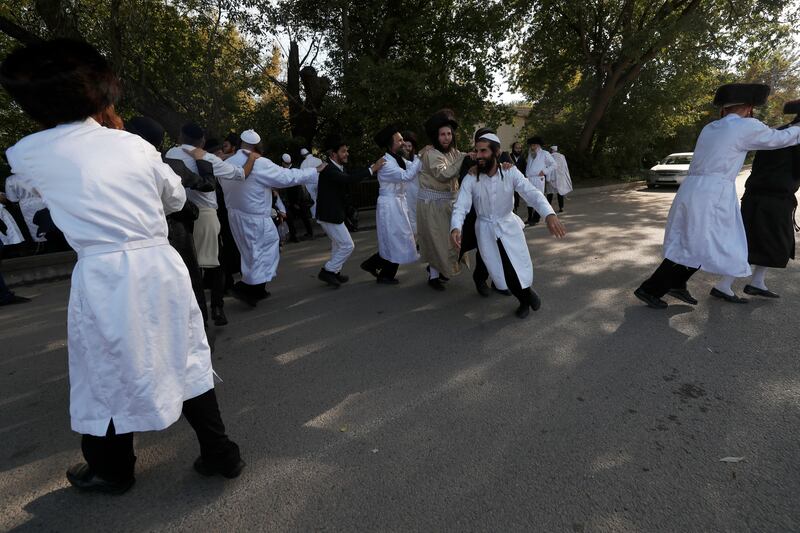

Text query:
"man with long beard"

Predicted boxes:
[[451, 131, 567, 318], [417, 109, 467, 291]]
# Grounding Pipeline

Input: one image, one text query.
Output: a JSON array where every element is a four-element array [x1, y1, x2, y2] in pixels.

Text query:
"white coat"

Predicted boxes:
[[524, 149, 557, 194], [663, 114, 800, 277], [222, 150, 316, 284], [300, 154, 322, 218], [551, 152, 573, 195], [6, 118, 212, 436], [376, 154, 422, 264], [405, 174, 420, 234], [164, 144, 245, 209], [4, 174, 47, 242], [451, 167, 555, 291], [0, 204, 24, 245]]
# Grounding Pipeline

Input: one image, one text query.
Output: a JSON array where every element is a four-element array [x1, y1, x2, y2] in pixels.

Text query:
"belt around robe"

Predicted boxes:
[[77, 237, 170, 259], [417, 188, 456, 201]]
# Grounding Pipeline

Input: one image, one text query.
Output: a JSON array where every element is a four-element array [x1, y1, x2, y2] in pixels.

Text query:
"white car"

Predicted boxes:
[[647, 152, 693, 188]]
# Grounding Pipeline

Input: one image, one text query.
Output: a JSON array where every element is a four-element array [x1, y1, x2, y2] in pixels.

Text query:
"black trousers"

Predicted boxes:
[[497, 239, 534, 307], [234, 280, 268, 299], [168, 219, 208, 324], [81, 389, 240, 482], [546, 193, 565, 210], [472, 250, 489, 284], [202, 266, 225, 309], [513, 192, 520, 210], [638, 258, 700, 298], [362, 252, 399, 280], [527, 207, 541, 224], [287, 207, 314, 238]]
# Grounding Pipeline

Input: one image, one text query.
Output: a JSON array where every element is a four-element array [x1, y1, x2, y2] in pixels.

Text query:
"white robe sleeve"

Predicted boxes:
[[149, 146, 186, 214], [512, 168, 555, 218], [379, 155, 422, 182], [738, 121, 800, 151], [451, 174, 475, 231], [4, 177, 19, 202], [203, 152, 245, 181], [252, 158, 317, 187], [274, 194, 287, 214]]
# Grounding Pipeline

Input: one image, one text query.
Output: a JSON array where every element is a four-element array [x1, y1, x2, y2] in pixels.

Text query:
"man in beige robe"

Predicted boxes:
[[417, 109, 467, 291]]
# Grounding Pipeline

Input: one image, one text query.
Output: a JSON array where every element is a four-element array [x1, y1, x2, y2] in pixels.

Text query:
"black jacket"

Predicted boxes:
[[315, 161, 371, 224]]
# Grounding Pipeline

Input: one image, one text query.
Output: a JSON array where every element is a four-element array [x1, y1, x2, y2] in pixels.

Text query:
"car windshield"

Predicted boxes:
[[661, 155, 692, 165]]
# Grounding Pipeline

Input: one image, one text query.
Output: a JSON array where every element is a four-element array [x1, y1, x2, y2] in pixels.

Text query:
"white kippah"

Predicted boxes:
[[478, 133, 501, 144], [240, 129, 261, 145], [281, 153, 291, 164], [300, 148, 310, 156], [551, 145, 558, 151]]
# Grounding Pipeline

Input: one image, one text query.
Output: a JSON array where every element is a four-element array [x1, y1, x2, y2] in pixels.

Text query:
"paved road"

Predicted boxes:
[[2, 176, 799, 532]]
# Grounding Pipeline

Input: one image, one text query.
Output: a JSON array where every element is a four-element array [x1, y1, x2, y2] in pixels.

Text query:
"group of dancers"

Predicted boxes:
[[1, 37, 797, 497]]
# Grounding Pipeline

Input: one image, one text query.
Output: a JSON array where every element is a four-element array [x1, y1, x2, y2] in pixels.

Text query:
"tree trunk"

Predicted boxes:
[[576, 82, 617, 157]]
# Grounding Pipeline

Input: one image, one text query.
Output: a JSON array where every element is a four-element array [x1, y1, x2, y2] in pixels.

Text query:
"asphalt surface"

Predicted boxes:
[[2, 175, 799, 532]]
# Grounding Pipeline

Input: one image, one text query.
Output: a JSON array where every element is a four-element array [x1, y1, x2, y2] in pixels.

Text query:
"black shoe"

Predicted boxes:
[[515, 303, 530, 319], [529, 289, 541, 311], [667, 288, 698, 305], [710, 287, 748, 304], [318, 268, 341, 287], [66, 463, 135, 495], [335, 272, 349, 283], [428, 278, 446, 291], [0, 294, 31, 306], [491, 283, 511, 296], [474, 279, 490, 297], [360, 261, 379, 278], [743, 285, 779, 298], [558, 209, 563, 213], [211, 307, 228, 326], [193, 456, 246, 479], [231, 283, 257, 308], [377, 277, 399, 285], [425, 266, 448, 282], [634, 288, 668, 309]]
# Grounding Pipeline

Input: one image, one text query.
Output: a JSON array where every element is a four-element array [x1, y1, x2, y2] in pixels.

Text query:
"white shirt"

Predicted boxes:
[[164, 144, 245, 209]]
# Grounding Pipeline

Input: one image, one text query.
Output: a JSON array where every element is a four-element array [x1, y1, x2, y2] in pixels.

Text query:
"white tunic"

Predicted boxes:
[[524, 149, 557, 194], [376, 154, 422, 264], [0, 204, 24, 245], [222, 150, 316, 284], [5, 174, 48, 242], [551, 152, 573, 196], [451, 167, 555, 290], [663, 114, 800, 277], [6, 118, 212, 436], [405, 172, 420, 234], [300, 154, 322, 218], [164, 144, 244, 209]]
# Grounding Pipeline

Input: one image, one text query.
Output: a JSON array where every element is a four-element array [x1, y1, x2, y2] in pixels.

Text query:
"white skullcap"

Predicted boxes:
[[478, 133, 501, 145], [551, 145, 558, 151], [240, 129, 261, 145], [300, 148, 310, 157], [281, 153, 291, 164]]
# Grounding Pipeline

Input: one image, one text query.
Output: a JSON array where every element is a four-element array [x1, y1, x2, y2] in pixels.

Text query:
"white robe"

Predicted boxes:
[[222, 150, 316, 284], [551, 152, 573, 196], [663, 114, 800, 277], [300, 154, 322, 218], [376, 154, 422, 264], [405, 174, 420, 234], [451, 167, 555, 291], [5, 174, 48, 242], [0, 204, 24, 245], [524, 149, 557, 194], [6, 118, 212, 436]]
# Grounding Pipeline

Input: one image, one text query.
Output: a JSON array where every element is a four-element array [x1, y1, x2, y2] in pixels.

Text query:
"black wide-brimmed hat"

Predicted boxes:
[[713, 83, 770, 107], [126, 116, 165, 150], [374, 123, 401, 148], [424, 108, 458, 140], [526, 136, 544, 146], [783, 99, 800, 115], [324, 133, 347, 152]]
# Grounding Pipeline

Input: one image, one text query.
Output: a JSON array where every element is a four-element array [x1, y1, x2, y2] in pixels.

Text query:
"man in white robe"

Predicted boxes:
[[300, 147, 323, 218], [401, 130, 421, 234], [4, 174, 47, 243], [361, 125, 421, 284], [516, 136, 557, 225], [451, 132, 567, 318], [1, 39, 243, 493], [221, 129, 323, 306], [635, 83, 800, 308], [549, 146, 573, 212], [0, 202, 31, 305]]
